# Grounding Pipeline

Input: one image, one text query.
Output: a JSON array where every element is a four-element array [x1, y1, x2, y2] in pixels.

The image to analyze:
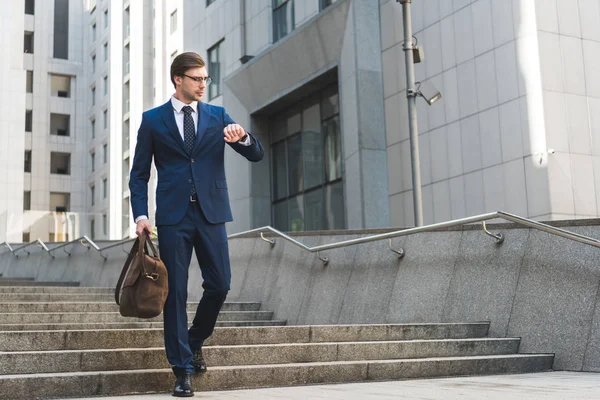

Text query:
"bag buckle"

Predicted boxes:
[[145, 272, 159, 281]]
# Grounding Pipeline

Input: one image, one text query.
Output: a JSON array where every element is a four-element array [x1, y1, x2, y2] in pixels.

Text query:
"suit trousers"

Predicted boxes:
[[157, 201, 231, 373]]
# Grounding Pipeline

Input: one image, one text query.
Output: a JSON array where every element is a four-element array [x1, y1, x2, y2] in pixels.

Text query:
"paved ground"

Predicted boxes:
[[68, 372, 600, 399]]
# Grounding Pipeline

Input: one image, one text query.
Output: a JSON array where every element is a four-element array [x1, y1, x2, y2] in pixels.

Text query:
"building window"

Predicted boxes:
[[53, 0, 69, 60], [90, 218, 95, 239], [50, 192, 70, 212], [91, 151, 95, 172], [26, 71, 33, 93], [25, 0, 35, 15], [91, 23, 96, 42], [92, 54, 96, 73], [24, 31, 34, 53], [25, 110, 32, 132], [207, 0, 216, 6], [270, 85, 343, 232], [24, 150, 32, 173], [103, 76, 108, 95], [50, 114, 70, 136], [50, 152, 71, 175], [91, 86, 96, 106], [319, 0, 333, 11], [124, 7, 130, 38], [104, 9, 109, 29], [102, 213, 107, 235], [103, 110, 108, 129], [208, 40, 222, 100], [103, 143, 108, 163], [91, 119, 96, 139], [50, 75, 71, 98], [103, 178, 107, 198], [23, 191, 31, 211], [273, 0, 294, 43], [170, 10, 177, 34], [124, 44, 130, 74], [90, 185, 95, 206], [103, 42, 108, 61]]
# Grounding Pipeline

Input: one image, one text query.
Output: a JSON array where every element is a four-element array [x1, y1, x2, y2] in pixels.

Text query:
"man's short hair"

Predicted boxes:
[[170, 52, 206, 88]]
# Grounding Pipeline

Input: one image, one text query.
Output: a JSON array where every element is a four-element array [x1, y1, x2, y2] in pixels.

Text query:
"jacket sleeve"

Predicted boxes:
[[223, 108, 264, 162], [129, 113, 153, 221]]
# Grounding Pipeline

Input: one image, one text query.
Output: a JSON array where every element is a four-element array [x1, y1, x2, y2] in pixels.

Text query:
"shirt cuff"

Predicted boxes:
[[239, 133, 252, 146], [135, 215, 149, 223]]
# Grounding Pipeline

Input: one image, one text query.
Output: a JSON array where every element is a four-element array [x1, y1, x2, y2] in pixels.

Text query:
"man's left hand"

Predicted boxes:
[[224, 124, 247, 143]]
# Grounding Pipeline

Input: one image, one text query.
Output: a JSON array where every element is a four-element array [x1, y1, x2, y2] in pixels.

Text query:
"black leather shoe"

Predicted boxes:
[[191, 348, 207, 374], [172, 371, 194, 397]]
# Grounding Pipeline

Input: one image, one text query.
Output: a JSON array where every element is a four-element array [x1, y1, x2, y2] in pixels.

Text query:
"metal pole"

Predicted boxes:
[[398, 0, 423, 226]]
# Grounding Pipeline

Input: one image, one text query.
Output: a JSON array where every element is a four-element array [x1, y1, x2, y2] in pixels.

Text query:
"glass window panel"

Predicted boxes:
[[325, 181, 345, 229], [287, 108, 301, 135], [287, 135, 303, 195], [288, 195, 304, 232], [304, 188, 324, 231], [324, 116, 342, 181], [272, 141, 288, 200], [302, 129, 323, 190], [26, 71, 33, 93], [270, 116, 287, 143], [321, 85, 339, 119], [208, 42, 221, 100], [273, 0, 294, 42], [302, 101, 320, 135], [273, 200, 288, 231]]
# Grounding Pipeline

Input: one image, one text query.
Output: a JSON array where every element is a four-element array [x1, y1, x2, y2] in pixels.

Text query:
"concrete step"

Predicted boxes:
[[0, 277, 33, 281], [0, 287, 113, 294], [0, 323, 490, 351], [0, 310, 275, 325], [0, 338, 520, 375], [0, 293, 116, 301], [0, 281, 79, 287], [0, 320, 287, 332], [0, 301, 261, 313], [0, 354, 554, 399]]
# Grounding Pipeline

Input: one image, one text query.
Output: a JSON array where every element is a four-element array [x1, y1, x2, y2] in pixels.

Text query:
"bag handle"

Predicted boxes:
[[115, 230, 161, 305], [115, 235, 140, 305]]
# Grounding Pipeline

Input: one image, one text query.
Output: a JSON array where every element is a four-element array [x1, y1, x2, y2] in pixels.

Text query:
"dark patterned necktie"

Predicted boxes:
[[182, 105, 196, 196], [182, 105, 195, 154]]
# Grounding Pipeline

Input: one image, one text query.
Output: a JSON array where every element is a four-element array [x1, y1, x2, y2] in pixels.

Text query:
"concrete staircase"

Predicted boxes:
[[0, 282, 554, 399]]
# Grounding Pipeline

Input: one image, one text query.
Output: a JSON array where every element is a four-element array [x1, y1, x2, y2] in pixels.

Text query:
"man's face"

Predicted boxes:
[[175, 66, 208, 103]]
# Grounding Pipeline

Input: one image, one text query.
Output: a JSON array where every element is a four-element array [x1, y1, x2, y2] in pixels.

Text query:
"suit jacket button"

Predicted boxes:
[[188, 179, 192, 184], [191, 159, 195, 163]]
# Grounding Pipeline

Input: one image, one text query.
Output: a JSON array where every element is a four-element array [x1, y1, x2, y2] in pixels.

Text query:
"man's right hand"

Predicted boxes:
[[136, 219, 153, 237]]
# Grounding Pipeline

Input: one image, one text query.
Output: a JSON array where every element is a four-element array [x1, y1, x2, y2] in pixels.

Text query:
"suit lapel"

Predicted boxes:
[[193, 102, 211, 155], [159, 101, 188, 156]]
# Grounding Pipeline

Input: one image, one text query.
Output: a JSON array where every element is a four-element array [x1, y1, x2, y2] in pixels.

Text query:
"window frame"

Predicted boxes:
[[170, 10, 177, 34], [207, 39, 224, 100], [269, 85, 344, 232], [272, 0, 295, 43]]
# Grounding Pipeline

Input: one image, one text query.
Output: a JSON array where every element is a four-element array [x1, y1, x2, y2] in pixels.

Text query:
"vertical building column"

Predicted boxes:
[[339, 0, 390, 229]]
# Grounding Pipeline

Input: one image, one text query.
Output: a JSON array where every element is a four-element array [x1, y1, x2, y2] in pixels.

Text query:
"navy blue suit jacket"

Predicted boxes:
[[129, 100, 264, 226]]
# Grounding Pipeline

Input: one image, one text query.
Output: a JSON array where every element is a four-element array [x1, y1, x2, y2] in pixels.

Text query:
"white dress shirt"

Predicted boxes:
[[135, 97, 251, 224]]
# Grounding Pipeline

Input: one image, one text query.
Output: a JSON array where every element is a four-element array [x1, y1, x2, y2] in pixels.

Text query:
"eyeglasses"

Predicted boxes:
[[182, 74, 212, 85]]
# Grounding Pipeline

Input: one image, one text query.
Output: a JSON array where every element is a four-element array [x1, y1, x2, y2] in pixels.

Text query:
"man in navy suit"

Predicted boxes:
[[129, 52, 264, 397]]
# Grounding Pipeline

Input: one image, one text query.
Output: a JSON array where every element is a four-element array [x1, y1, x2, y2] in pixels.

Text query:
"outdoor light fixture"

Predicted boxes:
[[412, 45, 424, 63], [416, 81, 442, 106]]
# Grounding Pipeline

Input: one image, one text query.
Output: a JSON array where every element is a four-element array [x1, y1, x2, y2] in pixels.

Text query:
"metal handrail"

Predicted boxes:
[[3, 211, 600, 264], [228, 211, 600, 265], [1, 234, 152, 261]]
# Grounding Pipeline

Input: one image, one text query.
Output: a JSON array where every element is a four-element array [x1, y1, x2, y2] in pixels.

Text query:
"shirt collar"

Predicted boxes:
[[171, 95, 198, 113]]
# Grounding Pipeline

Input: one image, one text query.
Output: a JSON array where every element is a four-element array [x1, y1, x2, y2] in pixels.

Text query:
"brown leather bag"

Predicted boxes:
[[115, 232, 168, 318]]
